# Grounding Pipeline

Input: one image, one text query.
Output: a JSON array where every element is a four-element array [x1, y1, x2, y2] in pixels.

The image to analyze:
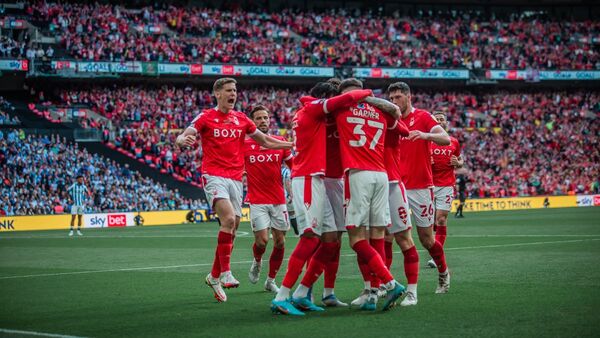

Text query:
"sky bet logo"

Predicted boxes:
[[0, 220, 15, 230]]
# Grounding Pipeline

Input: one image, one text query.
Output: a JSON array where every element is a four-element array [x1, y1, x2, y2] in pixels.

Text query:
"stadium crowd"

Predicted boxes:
[[0, 97, 21, 125], [49, 85, 600, 197], [25, 3, 599, 69], [0, 130, 207, 216]]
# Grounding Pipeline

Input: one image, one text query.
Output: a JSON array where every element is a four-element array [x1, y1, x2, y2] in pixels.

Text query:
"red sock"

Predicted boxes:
[[252, 243, 266, 261], [300, 242, 338, 287], [428, 240, 448, 273], [210, 247, 220, 278], [369, 238, 385, 288], [268, 246, 285, 279], [281, 236, 320, 289], [324, 241, 341, 289], [357, 255, 371, 283], [435, 226, 447, 246], [385, 240, 393, 269], [352, 240, 393, 284], [402, 245, 419, 284], [217, 231, 233, 273]]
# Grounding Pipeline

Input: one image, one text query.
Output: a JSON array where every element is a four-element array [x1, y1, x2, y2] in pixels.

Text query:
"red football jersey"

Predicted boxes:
[[325, 116, 344, 178], [399, 108, 440, 189], [384, 122, 403, 183], [190, 108, 257, 181], [335, 102, 395, 172], [244, 136, 292, 204], [432, 136, 461, 187], [291, 96, 328, 178]]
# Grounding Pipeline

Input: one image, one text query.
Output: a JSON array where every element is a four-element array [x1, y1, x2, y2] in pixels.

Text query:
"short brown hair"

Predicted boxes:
[[386, 82, 411, 95], [326, 78, 342, 90], [338, 78, 363, 93], [249, 105, 270, 119], [433, 111, 447, 118], [213, 77, 237, 92]]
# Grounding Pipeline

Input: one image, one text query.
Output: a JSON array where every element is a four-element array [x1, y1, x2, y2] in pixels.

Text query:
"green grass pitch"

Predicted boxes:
[[1, 207, 599, 337]]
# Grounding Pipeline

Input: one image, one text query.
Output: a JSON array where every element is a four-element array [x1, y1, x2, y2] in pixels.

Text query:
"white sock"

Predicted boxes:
[[275, 286, 290, 301], [440, 269, 449, 275], [266, 277, 275, 283], [292, 284, 310, 299], [363, 281, 371, 290], [323, 288, 334, 298], [385, 279, 397, 291], [407, 284, 417, 295]]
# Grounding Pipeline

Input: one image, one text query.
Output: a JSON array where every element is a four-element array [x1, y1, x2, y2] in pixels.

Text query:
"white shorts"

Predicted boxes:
[[71, 205, 85, 215], [344, 170, 390, 228], [324, 177, 345, 232], [292, 176, 327, 235], [434, 186, 455, 212], [202, 174, 243, 217], [249, 204, 290, 232], [407, 188, 435, 228], [388, 182, 412, 234]]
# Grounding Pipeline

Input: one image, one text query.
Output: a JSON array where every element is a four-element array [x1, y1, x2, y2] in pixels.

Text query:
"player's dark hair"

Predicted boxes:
[[433, 111, 447, 118], [249, 105, 270, 119], [326, 78, 342, 90], [387, 82, 411, 95], [338, 78, 363, 93], [213, 77, 237, 92], [309, 82, 338, 99]]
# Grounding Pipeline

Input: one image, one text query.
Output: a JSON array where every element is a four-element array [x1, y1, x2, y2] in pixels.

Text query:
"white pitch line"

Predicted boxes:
[[0, 238, 597, 280], [0, 231, 251, 239], [0, 328, 87, 338]]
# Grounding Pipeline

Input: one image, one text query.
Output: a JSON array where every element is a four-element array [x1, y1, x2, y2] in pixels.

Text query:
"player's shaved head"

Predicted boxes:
[[309, 82, 338, 99], [339, 78, 363, 93]]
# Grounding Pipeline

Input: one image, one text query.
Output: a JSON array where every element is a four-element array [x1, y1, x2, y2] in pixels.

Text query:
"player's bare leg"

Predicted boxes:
[[250, 228, 269, 284], [69, 215, 75, 236], [265, 228, 286, 293], [417, 226, 450, 293], [394, 228, 419, 306], [77, 214, 83, 236], [429, 209, 449, 268]]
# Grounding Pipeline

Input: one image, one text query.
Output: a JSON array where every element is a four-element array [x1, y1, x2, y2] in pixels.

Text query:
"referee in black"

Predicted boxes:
[[68, 175, 90, 236]]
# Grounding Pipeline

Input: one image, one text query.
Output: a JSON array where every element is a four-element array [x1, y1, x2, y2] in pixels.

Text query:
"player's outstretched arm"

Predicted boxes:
[[362, 96, 401, 120], [175, 127, 198, 148], [251, 131, 293, 150], [323, 89, 373, 113], [408, 125, 451, 145]]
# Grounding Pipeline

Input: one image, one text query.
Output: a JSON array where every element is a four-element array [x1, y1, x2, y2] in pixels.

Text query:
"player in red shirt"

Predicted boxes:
[[244, 105, 293, 293], [322, 78, 406, 311], [386, 82, 451, 304], [271, 81, 372, 316], [176, 78, 292, 303], [427, 111, 463, 268]]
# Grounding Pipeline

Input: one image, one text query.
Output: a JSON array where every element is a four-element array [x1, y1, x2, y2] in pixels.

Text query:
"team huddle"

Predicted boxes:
[[176, 77, 462, 315]]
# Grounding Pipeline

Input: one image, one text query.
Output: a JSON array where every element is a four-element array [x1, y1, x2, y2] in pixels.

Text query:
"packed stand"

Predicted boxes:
[[425, 91, 599, 198], [26, 3, 599, 69], [57, 85, 301, 185], [0, 130, 206, 216]]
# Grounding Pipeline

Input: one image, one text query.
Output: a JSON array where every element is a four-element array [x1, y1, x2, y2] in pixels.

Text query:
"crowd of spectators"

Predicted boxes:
[[0, 97, 21, 125], [0, 130, 207, 216], [52, 85, 599, 197], [25, 3, 599, 69]]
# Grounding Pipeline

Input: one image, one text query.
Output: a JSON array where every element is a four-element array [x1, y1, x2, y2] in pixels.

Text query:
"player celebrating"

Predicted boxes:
[[325, 78, 406, 311], [428, 111, 463, 268], [386, 82, 451, 304], [271, 81, 373, 316], [244, 105, 293, 293], [176, 78, 292, 303]]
